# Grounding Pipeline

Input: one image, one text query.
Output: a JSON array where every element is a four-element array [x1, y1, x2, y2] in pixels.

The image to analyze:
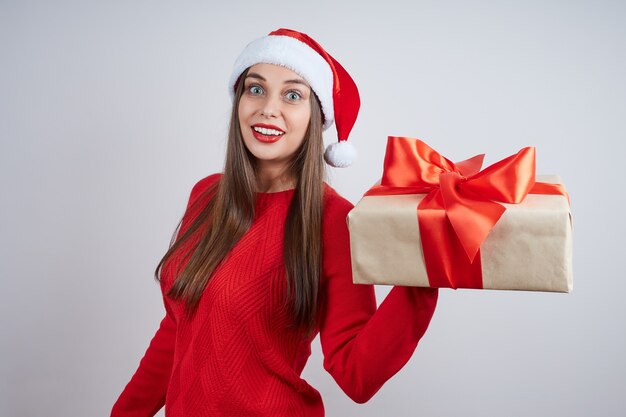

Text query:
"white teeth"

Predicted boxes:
[[253, 126, 284, 136]]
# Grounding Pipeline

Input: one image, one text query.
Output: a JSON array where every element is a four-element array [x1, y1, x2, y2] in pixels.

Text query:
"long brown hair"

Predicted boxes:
[[155, 67, 326, 337]]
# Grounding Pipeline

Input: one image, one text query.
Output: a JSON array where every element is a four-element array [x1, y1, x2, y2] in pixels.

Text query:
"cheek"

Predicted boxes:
[[292, 106, 311, 132], [237, 101, 247, 122]]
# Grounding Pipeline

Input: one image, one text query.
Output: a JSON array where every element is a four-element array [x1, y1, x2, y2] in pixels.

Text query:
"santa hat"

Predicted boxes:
[[228, 28, 360, 168]]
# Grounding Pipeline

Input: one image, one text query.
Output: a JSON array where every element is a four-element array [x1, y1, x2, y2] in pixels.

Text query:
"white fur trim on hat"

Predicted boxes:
[[228, 34, 335, 130], [324, 140, 357, 168]]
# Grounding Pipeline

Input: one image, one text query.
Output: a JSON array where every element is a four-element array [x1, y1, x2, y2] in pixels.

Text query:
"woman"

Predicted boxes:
[[111, 28, 438, 417]]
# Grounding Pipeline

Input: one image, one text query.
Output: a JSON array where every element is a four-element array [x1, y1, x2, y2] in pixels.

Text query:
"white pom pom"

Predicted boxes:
[[324, 141, 357, 168]]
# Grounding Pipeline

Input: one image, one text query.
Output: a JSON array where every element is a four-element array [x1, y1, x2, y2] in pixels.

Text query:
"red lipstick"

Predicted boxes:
[[253, 123, 285, 131], [251, 123, 285, 143]]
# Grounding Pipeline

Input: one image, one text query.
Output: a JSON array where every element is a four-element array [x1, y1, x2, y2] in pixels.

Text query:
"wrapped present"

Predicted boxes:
[[347, 136, 573, 292]]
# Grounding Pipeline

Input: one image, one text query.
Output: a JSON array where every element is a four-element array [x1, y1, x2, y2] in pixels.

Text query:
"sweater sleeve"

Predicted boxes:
[[318, 193, 439, 404], [110, 173, 222, 417]]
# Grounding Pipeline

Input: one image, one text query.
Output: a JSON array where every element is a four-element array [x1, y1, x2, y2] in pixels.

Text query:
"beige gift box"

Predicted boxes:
[[347, 175, 573, 292]]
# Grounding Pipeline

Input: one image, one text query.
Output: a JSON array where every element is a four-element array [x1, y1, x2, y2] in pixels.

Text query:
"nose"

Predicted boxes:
[[260, 94, 281, 118]]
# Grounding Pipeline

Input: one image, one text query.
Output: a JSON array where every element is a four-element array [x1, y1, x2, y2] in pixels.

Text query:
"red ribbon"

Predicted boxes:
[[363, 136, 569, 289]]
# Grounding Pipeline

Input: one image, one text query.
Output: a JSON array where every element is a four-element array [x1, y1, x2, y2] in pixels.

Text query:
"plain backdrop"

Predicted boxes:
[[1, 1, 624, 416]]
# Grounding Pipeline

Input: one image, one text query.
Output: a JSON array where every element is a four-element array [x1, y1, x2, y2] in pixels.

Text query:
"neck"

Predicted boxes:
[[256, 165, 296, 193]]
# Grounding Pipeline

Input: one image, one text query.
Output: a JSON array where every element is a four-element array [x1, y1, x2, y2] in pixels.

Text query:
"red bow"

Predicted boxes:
[[364, 136, 568, 289]]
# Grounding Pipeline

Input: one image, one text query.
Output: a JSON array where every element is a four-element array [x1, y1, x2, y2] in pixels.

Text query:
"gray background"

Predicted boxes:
[[1, 1, 624, 416]]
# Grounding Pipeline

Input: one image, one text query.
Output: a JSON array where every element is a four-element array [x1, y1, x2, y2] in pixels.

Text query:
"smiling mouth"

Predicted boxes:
[[251, 126, 285, 143]]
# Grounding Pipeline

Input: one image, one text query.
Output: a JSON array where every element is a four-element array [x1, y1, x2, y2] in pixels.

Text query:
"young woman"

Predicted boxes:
[[111, 28, 438, 417]]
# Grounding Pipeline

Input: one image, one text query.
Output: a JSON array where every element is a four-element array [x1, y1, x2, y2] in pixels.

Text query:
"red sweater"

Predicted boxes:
[[111, 173, 438, 417]]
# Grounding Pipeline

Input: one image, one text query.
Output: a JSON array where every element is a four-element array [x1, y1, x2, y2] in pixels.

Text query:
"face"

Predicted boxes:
[[238, 63, 312, 173]]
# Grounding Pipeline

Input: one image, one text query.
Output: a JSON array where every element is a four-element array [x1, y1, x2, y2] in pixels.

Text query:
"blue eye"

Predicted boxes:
[[248, 85, 263, 95], [286, 91, 301, 101]]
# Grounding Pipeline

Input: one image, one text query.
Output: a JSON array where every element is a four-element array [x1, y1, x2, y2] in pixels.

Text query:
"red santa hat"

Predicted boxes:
[[228, 28, 361, 168]]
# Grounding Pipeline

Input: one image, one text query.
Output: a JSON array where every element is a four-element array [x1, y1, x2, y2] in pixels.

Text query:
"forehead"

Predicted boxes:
[[246, 63, 309, 86]]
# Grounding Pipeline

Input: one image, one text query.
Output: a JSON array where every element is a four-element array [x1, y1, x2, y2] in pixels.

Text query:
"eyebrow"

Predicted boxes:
[[245, 72, 310, 88]]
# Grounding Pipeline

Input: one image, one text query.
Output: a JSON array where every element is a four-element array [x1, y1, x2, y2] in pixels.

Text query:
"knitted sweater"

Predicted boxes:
[[111, 173, 438, 417]]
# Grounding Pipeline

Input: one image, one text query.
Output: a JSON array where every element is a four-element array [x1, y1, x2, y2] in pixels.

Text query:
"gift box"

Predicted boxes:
[[347, 136, 573, 292]]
